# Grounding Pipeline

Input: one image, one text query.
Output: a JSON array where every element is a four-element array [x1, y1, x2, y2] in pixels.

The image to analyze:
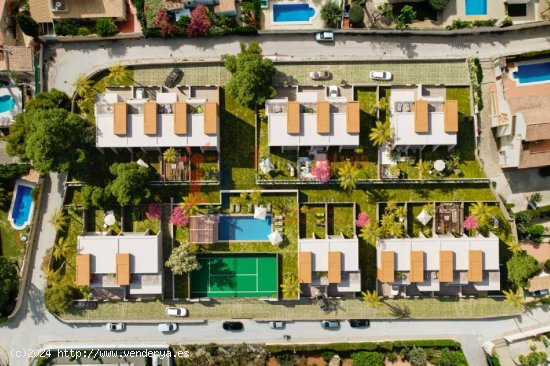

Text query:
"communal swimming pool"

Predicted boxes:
[[0, 94, 15, 113], [465, 0, 487, 15], [8, 181, 35, 230], [513, 61, 550, 85], [273, 3, 315, 22], [218, 215, 272, 241]]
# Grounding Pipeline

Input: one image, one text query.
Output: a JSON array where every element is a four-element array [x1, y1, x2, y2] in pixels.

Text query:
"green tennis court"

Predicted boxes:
[[190, 253, 278, 298]]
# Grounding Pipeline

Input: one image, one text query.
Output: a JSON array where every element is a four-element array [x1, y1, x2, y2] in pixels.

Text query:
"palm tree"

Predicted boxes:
[[359, 223, 379, 245], [417, 159, 431, 179], [43, 267, 61, 285], [280, 273, 301, 299], [503, 288, 524, 308], [73, 74, 94, 98], [337, 160, 360, 191], [53, 237, 75, 262], [105, 65, 133, 87], [249, 189, 262, 204], [377, 97, 388, 112], [369, 120, 391, 146], [163, 148, 179, 164], [180, 194, 200, 215], [470, 202, 498, 228], [49, 209, 69, 233], [506, 239, 522, 255], [361, 290, 383, 308]]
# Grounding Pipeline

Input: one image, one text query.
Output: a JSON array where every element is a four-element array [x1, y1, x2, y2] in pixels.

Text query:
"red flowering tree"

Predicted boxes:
[[187, 5, 211, 38], [146, 203, 161, 220], [170, 206, 189, 227], [311, 160, 331, 184], [463, 215, 479, 236], [356, 212, 370, 228], [153, 9, 176, 38]]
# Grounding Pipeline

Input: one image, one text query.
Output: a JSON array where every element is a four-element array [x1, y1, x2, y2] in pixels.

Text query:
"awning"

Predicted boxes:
[[328, 251, 341, 283], [299, 252, 312, 283], [287, 101, 300, 134], [259, 158, 274, 174], [468, 250, 483, 283], [414, 100, 428, 133], [254, 206, 267, 220], [378, 251, 395, 283], [75, 254, 90, 286], [410, 251, 424, 283], [439, 250, 454, 282], [116, 253, 130, 286], [268, 231, 283, 246], [416, 209, 432, 226], [317, 101, 330, 134]]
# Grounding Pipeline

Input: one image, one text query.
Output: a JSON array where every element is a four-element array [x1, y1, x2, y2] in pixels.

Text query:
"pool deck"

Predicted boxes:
[[441, 0, 506, 25], [0, 86, 23, 127], [261, 0, 324, 30]]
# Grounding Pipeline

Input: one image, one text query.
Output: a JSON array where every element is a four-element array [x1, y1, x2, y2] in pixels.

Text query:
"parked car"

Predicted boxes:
[[309, 70, 331, 80], [158, 323, 178, 332], [529, 289, 549, 297], [165, 307, 188, 317], [223, 321, 244, 331], [370, 70, 392, 81], [105, 323, 125, 331], [314, 293, 328, 311], [349, 319, 370, 328], [321, 320, 340, 329], [164, 68, 183, 88], [268, 321, 285, 329], [328, 85, 339, 98], [316, 31, 334, 42]]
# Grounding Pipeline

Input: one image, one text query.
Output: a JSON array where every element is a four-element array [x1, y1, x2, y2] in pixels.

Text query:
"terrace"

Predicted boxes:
[[157, 148, 219, 183]]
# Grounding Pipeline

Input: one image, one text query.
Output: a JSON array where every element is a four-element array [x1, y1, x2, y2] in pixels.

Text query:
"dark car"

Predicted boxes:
[[223, 321, 244, 331], [164, 68, 183, 88], [314, 293, 328, 311], [349, 319, 370, 328], [530, 289, 550, 298]]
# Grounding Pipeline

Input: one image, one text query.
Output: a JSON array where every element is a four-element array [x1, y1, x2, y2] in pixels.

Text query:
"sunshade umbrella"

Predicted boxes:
[[268, 231, 283, 246], [259, 158, 274, 174], [416, 209, 432, 226], [434, 160, 446, 172], [254, 206, 267, 220], [104, 213, 116, 226]]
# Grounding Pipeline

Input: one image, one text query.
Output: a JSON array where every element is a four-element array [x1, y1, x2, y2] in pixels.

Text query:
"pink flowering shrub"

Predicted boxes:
[[356, 212, 370, 228], [463, 215, 479, 231], [170, 206, 189, 227], [187, 5, 211, 37], [311, 160, 331, 184], [153, 9, 176, 37], [146, 203, 161, 220]]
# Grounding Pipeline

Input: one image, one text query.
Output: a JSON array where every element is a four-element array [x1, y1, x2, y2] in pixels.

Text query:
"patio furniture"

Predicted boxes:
[[267, 202, 272, 213], [248, 203, 253, 213], [316, 223, 325, 228], [235, 204, 241, 213], [315, 213, 325, 218], [397, 102, 403, 112], [276, 227, 284, 233], [230, 204, 235, 213], [275, 221, 283, 226], [275, 215, 284, 220]]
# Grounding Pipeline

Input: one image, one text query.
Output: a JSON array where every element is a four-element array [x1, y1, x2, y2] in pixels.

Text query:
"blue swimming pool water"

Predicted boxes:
[[219, 215, 272, 241], [0, 95, 15, 113], [513, 61, 550, 84], [273, 4, 315, 22], [465, 0, 487, 15], [11, 185, 33, 229]]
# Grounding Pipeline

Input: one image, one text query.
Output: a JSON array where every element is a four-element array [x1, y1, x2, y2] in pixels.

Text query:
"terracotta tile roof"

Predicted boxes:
[[214, 0, 236, 15], [0, 46, 33, 72], [299, 251, 312, 284], [519, 141, 550, 169], [30, 0, 126, 23], [287, 101, 300, 134], [444, 100, 458, 133], [75, 254, 90, 286], [346, 101, 360, 134], [439, 250, 454, 283], [468, 250, 483, 283], [529, 139, 550, 154], [113, 102, 127, 135], [525, 119, 550, 142], [204, 102, 218, 135], [143, 101, 157, 135], [317, 101, 330, 134], [414, 100, 428, 133], [116, 253, 130, 286], [410, 251, 424, 283], [173, 102, 187, 135], [328, 251, 341, 283], [378, 251, 394, 283]]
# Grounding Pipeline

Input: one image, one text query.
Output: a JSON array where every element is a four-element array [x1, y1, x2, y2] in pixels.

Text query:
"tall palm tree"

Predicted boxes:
[[180, 194, 200, 215], [163, 148, 179, 164], [280, 273, 301, 299], [503, 288, 524, 308], [470, 202, 498, 228], [73, 74, 94, 98], [361, 290, 383, 308], [359, 223, 379, 245], [53, 237, 75, 262], [377, 97, 388, 112], [105, 65, 133, 87], [49, 209, 69, 233], [337, 160, 360, 191], [369, 120, 391, 147], [43, 267, 61, 285]]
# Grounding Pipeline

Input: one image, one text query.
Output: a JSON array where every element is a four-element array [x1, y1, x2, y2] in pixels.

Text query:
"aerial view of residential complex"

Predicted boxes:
[[0, 0, 550, 365]]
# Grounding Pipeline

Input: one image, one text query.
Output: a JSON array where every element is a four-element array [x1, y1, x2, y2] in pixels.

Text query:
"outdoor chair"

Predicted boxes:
[[235, 204, 241, 213], [397, 102, 403, 112], [275, 215, 284, 220], [267, 202, 272, 213], [276, 227, 284, 233], [275, 222, 283, 226]]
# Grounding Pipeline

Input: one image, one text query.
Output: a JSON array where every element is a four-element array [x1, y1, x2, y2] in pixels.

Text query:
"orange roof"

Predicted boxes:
[[468, 250, 483, 283], [299, 252, 312, 283], [116, 253, 130, 286], [75, 254, 90, 286], [414, 100, 429, 133], [378, 251, 395, 283], [328, 251, 341, 283], [173, 102, 187, 135], [113, 102, 127, 135], [287, 101, 300, 134], [317, 101, 330, 134], [204, 102, 218, 135], [29, 0, 126, 23], [444, 100, 458, 133], [144, 101, 157, 135], [410, 251, 424, 283], [439, 250, 454, 283], [347, 101, 360, 134]]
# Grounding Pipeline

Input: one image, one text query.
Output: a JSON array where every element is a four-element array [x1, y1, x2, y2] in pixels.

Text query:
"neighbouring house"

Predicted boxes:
[[390, 85, 458, 151], [76, 230, 163, 298], [376, 233, 500, 297], [95, 85, 219, 152], [163, 0, 236, 17], [490, 58, 550, 169]]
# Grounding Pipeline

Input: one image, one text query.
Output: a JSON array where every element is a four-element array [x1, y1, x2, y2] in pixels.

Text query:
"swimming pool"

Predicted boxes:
[[273, 3, 315, 22], [513, 61, 550, 84], [8, 181, 35, 230], [218, 215, 272, 241], [465, 0, 487, 15], [0, 95, 15, 113]]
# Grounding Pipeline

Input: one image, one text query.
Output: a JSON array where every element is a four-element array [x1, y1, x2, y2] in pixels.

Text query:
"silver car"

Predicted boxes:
[[269, 321, 285, 329], [158, 323, 178, 332], [309, 70, 331, 80], [315, 31, 334, 42], [321, 320, 340, 329], [165, 307, 188, 317], [105, 323, 125, 331]]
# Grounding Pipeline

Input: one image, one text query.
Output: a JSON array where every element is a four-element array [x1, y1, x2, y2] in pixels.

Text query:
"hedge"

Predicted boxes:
[[516, 205, 550, 218], [142, 25, 256, 38]]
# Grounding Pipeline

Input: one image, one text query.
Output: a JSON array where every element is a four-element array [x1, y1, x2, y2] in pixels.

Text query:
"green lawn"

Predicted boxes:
[[258, 118, 298, 181], [301, 204, 326, 239], [407, 203, 432, 238], [0, 210, 25, 264], [446, 87, 472, 117], [355, 87, 380, 179], [329, 204, 355, 238]]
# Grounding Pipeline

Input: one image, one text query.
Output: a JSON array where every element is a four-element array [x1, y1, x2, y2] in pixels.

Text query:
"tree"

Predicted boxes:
[[45, 283, 77, 314], [311, 159, 331, 184], [165, 243, 201, 275], [359, 222, 379, 245], [180, 194, 201, 215], [53, 237, 75, 262], [104, 65, 133, 87], [506, 239, 522, 255], [25, 89, 72, 111], [187, 5, 211, 37], [320, 0, 342, 28], [73, 74, 94, 99], [81, 185, 111, 209], [163, 147, 178, 163], [170, 206, 190, 227], [361, 290, 383, 308], [15, 11, 39, 38], [351, 352, 385, 366], [409, 347, 427, 366], [527, 224, 545, 243], [503, 288, 524, 308], [349, 5, 365, 26], [417, 159, 431, 179], [153, 9, 176, 37], [396, 5, 416, 30], [49, 209, 69, 233], [337, 160, 360, 191], [95, 18, 118, 37], [0, 258, 19, 317], [428, 0, 450, 10], [224, 42, 276, 107], [507, 253, 541, 288], [108, 162, 152, 206], [369, 120, 391, 146], [469, 202, 499, 231], [280, 273, 300, 299]]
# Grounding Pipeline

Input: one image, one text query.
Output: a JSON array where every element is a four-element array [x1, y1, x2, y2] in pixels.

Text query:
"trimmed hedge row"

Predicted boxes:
[[516, 205, 550, 218], [265, 340, 461, 353]]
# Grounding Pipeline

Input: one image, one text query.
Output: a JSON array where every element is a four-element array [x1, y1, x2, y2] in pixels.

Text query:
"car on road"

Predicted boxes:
[[164, 68, 183, 88], [105, 323, 125, 331], [316, 31, 334, 42], [328, 85, 339, 98], [165, 307, 188, 317], [349, 319, 370, 328], [314, 293, 328, 311], [321, 320, 340, 329], [223, 321, 244, 331], [529, 289, 550, 297], [309, 70, 331, 80], [268, 321, 285, 329], [158, 323, 178, 332], [370, 70, 392, 81]]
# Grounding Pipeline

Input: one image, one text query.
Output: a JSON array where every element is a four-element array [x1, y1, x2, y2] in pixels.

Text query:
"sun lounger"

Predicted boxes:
[[276, 227, 284, 233], [275, 215, 284, 220], [267, 202, 272, 213], [230, 204, 235, 213], [397, 102, 403, 112], [248, 203, 253, 213], [235, 204, 241, 213], [315, 212, 325, 218], [275, 221, 283, 226]]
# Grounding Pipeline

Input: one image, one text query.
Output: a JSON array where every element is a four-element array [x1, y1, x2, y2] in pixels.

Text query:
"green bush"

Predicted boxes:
[[428, 0, 450, 10], [446, 18, 473, 29], [321, 351, 336, 363], [409, 347, 427, 366], [349, 5, 365, 26], [379, 341, 394, 351], [387, 352, 398, 362], [507, 253, 541, 288], [473, 18, 498, 27], [77, 27, 91, 36], [320, 0, 342, 28], [398, 340, 460, 349], [55, 19, 80, 36], [15, 11, 39, 38], [95, 18, 118, 37], [44, 284, 78, 314], [528, 224, 545, 243], [276, 353, 294, 366], [351, 352, 385, 366]]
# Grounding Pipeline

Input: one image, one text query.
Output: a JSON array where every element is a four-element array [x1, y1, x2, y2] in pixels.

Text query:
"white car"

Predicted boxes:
[[328, 85, 339, 98], [370, 70, 393, 81], [315, 31, 334, 42], [158, 323, 178, 332], [269, 321, 285, 329], [165, 307, 188, 317], [105, 323, 125, 331]]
